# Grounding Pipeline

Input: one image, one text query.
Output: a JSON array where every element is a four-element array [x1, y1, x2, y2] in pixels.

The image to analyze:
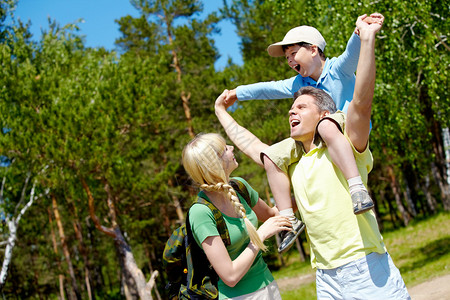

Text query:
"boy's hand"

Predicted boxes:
[[215, 89, 234, 111], [225, 89, 238, 106]]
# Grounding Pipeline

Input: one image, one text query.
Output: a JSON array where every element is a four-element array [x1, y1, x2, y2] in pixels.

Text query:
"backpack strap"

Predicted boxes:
[[189, 179, 252, 248], [195, 195, 231, 247], [229, 178, 252, 207]]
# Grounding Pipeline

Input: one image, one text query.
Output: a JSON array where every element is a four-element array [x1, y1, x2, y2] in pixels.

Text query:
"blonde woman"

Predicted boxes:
[[182, 133, 290, 299]]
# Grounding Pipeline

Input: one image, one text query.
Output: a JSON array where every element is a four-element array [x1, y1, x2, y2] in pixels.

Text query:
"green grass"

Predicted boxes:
[[271, 212, 450, 300]]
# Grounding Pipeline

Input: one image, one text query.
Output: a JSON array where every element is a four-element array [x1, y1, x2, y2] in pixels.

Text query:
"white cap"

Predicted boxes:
[[267, 26, 326, 57]]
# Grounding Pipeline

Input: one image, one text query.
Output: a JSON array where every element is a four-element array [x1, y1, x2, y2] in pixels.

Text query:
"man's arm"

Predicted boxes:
[[215, 90, 269, 167], [345, 13, 384, 152]]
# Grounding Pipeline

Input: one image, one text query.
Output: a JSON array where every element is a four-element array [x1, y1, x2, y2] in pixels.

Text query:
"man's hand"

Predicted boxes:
[[354, 13, 384, 35], [356, 13, 384, 37]]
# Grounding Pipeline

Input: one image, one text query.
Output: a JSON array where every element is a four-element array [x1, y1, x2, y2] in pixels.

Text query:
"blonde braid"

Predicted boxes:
[[222, 183, 267, 252], [200, 182, 225, 193]]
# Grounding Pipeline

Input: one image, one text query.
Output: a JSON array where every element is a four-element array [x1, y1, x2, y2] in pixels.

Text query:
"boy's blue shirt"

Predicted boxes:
[[236, 33, 361, 113]]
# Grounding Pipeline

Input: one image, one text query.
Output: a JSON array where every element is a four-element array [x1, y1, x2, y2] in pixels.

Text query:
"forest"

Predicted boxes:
[[0, 0, 448, 299]]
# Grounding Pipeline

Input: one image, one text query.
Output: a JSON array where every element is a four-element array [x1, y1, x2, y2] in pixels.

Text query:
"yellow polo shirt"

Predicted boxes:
[[264, 134, 386, 269]]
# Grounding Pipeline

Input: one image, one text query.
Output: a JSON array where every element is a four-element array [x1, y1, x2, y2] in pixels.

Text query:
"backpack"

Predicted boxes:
[[163, 178, 251, 299]]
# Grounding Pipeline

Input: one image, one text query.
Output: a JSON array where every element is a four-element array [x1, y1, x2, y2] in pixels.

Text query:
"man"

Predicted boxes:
[[215, 14, 411, 299]]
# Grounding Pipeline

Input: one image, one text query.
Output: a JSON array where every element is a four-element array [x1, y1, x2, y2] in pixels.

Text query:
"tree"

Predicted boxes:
[[0, 173, 36, 291]]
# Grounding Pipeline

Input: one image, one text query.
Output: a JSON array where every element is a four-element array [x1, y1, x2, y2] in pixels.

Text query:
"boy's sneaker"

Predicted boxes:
[[352, 190, 374, 214], [278, 217, 305, 254]]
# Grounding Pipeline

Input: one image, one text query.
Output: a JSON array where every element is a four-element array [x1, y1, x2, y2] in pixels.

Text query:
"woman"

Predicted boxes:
[[182, 133, 290, 299]]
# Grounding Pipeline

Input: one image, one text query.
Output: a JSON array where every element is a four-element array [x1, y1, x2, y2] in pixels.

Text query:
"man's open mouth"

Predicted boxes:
[[291, 120, 300, 127], [294, 64, 301, 72]]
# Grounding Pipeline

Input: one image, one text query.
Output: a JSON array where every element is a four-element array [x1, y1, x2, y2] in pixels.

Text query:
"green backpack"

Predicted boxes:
[[162, 179, 251, 299]]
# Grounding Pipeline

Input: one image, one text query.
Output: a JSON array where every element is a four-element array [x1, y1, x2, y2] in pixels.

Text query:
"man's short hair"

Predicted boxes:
[[293, 86, 337, 113]]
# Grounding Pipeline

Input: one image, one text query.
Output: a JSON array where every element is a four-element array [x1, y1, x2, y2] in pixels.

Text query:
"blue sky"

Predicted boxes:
[[13, 0, 243, 69]]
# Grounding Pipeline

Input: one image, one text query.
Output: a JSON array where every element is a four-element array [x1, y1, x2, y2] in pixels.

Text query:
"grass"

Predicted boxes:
[[271, 212, 450, 300]]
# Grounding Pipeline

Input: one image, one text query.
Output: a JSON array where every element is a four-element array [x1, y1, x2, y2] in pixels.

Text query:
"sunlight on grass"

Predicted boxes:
[[383, 212, 450, 286], [271, 212, 450, 299]]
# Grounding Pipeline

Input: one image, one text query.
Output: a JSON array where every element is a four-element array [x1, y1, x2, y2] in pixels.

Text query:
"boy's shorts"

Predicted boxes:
[[261, 111, 346, 174]]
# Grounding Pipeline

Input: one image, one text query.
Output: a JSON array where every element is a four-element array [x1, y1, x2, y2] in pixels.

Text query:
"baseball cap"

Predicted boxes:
[[267, 25, 326, 57]]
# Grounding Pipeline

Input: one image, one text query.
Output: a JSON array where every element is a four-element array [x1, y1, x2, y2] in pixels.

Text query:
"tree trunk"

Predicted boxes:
[[81, 177, 155, 300], [168, 178, 184, 223], [386, 164, 411, 226], [52, 195, 81, 300], [403, 176, 417, 217], [69, 198, 94, 300], [165, 16, 195, 138], [0, 178, 35, 291], [442, 127, 450, 186], [0, 219, 17, 291], [431, 162, 450, 211], [114, 227, 153, 299], [422, 175, 437, 214], [145, 247, 162, 300], [429, 118, 450, 210], [84, 217, 105, 294], [48, 208, 66, 300], [419, 71, 450, 210], [380, 189, 398, 229]]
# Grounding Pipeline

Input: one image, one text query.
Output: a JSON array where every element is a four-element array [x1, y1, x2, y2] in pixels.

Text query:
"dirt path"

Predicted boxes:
[[277, 273, 450, 300], [407, 274, 450, 300]]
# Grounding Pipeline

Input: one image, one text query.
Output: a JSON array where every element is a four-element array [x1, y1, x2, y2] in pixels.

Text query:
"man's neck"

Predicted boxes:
[[300, 139, 317, 154]]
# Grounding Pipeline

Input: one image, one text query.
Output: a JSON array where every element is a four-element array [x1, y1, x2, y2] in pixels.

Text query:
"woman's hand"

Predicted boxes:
[[215, 89, 234, 111], [257, 215, 291, 241], [225, 89, 238, 106]]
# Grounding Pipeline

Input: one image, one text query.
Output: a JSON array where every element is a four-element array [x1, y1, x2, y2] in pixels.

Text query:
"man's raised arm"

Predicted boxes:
[[346, 13, 384, 152], [215, 90, 268, 167]]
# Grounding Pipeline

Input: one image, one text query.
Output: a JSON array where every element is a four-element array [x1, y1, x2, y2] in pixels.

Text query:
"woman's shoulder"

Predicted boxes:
[[190, 201, 214, 215]]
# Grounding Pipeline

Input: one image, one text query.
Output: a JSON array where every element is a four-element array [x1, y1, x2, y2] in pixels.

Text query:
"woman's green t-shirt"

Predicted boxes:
[[189, 177, 274, 299]]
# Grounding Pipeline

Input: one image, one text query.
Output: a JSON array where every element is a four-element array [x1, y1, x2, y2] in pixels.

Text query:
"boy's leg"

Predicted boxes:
[[317, 118, 374, 214], [263, 155, 305, 253]]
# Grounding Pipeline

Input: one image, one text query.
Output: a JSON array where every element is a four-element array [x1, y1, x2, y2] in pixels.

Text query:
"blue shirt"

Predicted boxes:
[[236, 33, 361, 113]]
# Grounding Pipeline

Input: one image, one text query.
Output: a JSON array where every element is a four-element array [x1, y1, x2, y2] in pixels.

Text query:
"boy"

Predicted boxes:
[[225, 14, 383, 253]]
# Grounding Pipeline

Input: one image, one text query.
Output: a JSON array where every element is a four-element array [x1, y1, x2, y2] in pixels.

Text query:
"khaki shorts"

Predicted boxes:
[[229, 280, 282, 300]]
